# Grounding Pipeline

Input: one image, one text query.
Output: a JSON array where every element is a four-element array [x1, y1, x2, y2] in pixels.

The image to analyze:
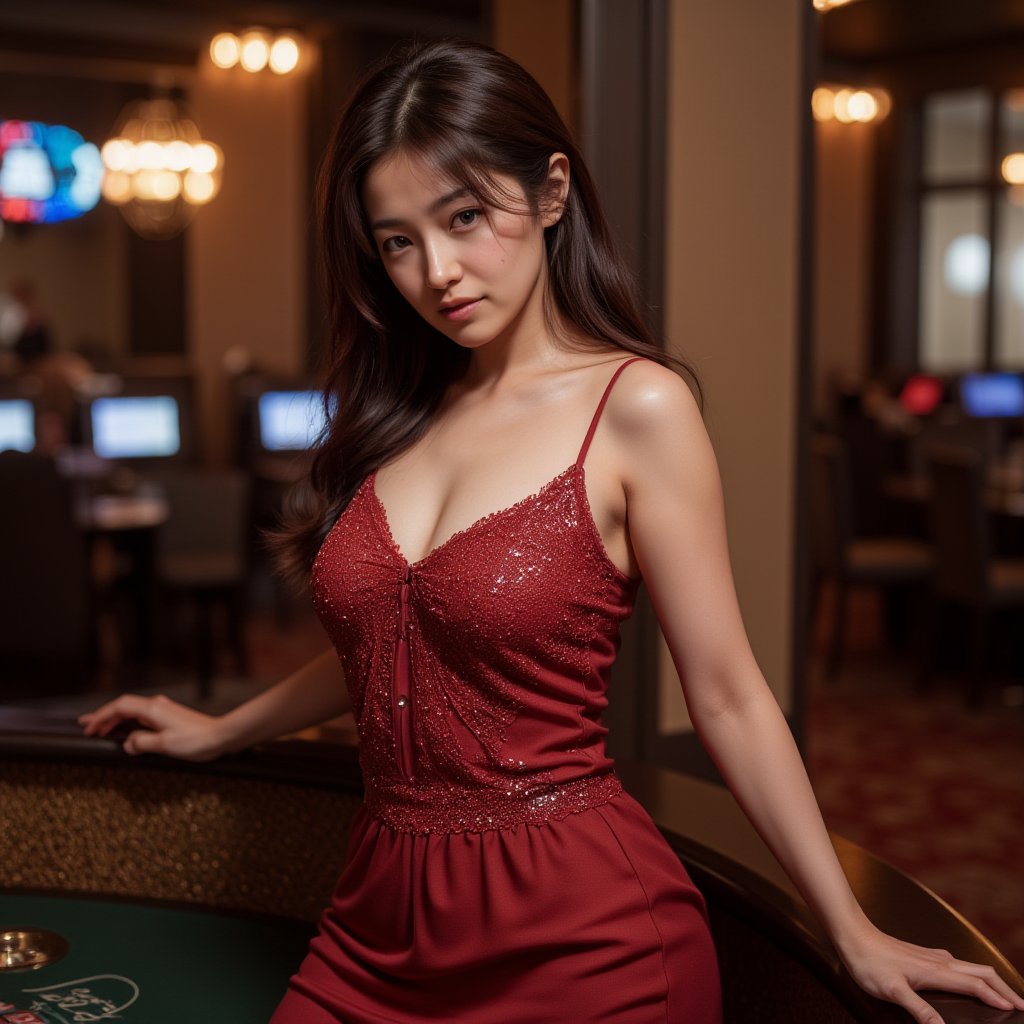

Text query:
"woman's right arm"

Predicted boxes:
[[77, 647, 351, 761]]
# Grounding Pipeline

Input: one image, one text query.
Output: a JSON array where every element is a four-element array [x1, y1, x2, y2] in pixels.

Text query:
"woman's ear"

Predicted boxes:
[[540, 152, 570, 228]]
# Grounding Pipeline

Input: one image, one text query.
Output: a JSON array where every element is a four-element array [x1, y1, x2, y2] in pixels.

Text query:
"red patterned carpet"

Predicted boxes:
[[806, 585, 1024, 972]]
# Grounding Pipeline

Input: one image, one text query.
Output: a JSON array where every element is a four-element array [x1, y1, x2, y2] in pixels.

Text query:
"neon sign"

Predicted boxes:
[[0, 120, 103, 224]]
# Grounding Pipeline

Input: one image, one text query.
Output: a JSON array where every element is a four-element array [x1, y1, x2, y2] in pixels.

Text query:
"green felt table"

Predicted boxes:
[[0, 892, 315, 1024]]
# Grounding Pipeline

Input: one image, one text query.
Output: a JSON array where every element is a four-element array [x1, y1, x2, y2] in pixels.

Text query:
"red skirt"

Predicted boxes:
[[269, 788, 722, 1023]]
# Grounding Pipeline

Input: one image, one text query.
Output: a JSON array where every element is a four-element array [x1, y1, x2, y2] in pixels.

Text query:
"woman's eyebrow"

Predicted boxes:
[[370, 186, 472, 230]]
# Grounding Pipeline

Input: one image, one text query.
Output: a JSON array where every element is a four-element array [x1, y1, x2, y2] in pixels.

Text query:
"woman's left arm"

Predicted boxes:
[[612, 363, 1024, 1024]]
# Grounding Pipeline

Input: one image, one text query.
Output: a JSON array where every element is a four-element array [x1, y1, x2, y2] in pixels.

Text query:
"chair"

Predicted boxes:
[[918, 443, 1024, 708], [154, 469, 252, 700], [0, 451, 98, 695], [809, 433, 932, 679]]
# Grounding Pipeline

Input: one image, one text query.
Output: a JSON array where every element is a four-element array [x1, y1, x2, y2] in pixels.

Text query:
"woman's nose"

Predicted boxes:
[[424, 240, 461, 290]]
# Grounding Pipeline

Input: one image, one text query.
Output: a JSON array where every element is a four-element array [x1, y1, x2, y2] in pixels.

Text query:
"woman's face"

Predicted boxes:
[[361, 150, 566, 350]]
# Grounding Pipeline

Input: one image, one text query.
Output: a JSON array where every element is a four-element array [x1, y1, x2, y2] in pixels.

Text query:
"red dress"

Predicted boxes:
[[270, 357, 723, 1023]]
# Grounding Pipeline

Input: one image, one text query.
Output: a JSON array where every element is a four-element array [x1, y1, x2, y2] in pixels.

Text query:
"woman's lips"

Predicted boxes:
[[440, 298, 482, 321]]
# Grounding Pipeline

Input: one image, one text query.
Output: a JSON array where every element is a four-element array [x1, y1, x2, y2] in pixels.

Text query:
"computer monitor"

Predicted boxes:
[[257, 390, 330, 452], [898, 374, 945, 416], [0, 398, 35, 452], [959, 372, 1024, 419], [90, 394, 181, 459]]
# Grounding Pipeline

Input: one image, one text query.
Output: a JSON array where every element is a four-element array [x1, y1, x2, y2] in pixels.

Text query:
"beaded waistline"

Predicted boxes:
[[365, 771, 625, 835]]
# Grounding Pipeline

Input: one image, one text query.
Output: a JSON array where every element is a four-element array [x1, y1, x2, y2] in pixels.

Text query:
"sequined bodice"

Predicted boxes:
[[310, 358, 644, 834]]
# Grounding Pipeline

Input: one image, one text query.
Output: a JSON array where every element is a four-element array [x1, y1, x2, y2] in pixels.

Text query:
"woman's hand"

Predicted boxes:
[[78, 693, 231, 763], [837, 921, 1024, 1023]]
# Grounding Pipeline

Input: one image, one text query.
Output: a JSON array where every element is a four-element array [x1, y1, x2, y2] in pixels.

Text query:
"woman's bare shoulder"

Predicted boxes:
[[601, 355, 703, 439]]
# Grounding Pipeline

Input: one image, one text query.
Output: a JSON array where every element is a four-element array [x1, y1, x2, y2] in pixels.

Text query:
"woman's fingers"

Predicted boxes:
[[123, 728, 165, 756], [946, 961, 1024, 1011], [840, 928, 1024, 1021], [78, 693, 225, 763], [890, 982, 945, 1024], [79, 694, 169, 736]]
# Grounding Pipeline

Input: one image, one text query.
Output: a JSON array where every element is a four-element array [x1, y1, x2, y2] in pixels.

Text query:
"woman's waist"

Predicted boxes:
[[362, 766, 624, 835]]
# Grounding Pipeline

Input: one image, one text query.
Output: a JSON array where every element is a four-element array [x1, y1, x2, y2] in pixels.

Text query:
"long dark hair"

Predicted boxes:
[[267, 36, 703, 589]]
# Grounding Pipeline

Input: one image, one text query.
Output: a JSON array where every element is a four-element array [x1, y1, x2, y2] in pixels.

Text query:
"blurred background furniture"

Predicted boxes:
[[154, 468, 252, 700], [810, 433, 933, 680], [0, 451, 98, 697], [918, 443, 1024, 708]]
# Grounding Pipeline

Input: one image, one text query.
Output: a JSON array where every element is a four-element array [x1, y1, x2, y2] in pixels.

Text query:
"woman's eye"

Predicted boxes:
[[453, 208, 481, 228], [382, 235, 410, 254]]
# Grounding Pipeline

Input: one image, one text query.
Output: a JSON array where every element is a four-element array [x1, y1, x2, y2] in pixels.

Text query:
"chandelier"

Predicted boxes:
[[100, 96, 223, 239]]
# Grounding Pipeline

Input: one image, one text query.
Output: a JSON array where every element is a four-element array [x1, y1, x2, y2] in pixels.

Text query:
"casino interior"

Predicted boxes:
[[1, 1, 1023, 1021]]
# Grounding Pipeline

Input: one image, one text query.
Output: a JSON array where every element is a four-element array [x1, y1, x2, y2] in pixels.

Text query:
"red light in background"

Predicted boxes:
[[899, 375, 944, 416]]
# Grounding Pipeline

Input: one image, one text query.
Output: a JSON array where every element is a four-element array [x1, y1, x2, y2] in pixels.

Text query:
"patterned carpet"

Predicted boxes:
[[806, 584, 1024, 972]]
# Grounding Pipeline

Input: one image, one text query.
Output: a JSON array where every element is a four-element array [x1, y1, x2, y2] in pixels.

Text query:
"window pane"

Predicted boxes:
[[923, 89, 991, 184], [919, 190, 988, 371], [1000, 88, 1024, 157], [994, 192, 1024, 366]]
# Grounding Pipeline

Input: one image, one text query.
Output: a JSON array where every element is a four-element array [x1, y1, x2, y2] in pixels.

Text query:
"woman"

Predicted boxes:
[[79, 37, 1024, 1024]]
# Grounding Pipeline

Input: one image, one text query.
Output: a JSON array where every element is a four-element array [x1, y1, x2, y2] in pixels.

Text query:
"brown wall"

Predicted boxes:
[[491, 0, 577, 134], [813, 117, 875, 420], [187, 57, 310, 465], [660, 0, 804, 729]]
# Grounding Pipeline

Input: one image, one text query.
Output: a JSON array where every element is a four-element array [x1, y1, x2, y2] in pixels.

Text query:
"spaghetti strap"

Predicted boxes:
[[575, 356, 645, 468]]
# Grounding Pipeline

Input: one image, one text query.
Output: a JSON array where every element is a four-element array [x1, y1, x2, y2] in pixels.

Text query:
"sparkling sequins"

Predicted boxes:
[[309, 358, 645, 835]]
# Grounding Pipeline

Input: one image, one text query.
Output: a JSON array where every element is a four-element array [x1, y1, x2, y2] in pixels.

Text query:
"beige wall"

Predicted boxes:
[[660, 0, 804, 730], [188, 58, 310, 465], [813, 118, 875, 419]]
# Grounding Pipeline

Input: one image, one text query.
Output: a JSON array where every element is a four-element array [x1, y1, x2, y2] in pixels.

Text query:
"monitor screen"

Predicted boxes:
[[258, 390, 329, 451], [0, 398, 34, 452], [959, 372, 1024, 418], [899, 374, 944, 416], [91, 395, 181, 458]]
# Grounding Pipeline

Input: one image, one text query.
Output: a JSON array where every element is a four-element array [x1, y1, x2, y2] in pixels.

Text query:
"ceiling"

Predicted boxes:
[[0, 0, 484, 66], [820, 0, 1024, 64]]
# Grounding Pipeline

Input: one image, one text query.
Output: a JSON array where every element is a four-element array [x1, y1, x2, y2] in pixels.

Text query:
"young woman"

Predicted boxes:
[[79, 37, 1024, 1024]]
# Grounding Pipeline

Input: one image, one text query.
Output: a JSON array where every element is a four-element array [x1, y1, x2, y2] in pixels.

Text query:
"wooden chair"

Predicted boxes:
[[809, 434, 932, 680], [918, 443, 1024, 707]]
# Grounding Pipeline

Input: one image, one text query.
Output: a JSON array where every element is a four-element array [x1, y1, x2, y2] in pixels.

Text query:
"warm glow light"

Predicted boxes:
[[812, 87, 835, 121], [210, 32, 240, 69], [182, 171, 217, 204], [239, 31, 270, 72], [132, 170, 159, 201], [100, 96, 224, 238], [847, 90, 878, 122], [1002, 152, 1024, 185], [164, 140, 193, 173], [100, 138, 128, 171], [813, 0, 860, 9], [137, 140, 163, 170], [101, 171, 131, 204], [152, 170, 181, 201], [269, 35, 300, 74], [814, 83, 890, 124], [833, 89, 854, 123], [189, 142, 220, 174]]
